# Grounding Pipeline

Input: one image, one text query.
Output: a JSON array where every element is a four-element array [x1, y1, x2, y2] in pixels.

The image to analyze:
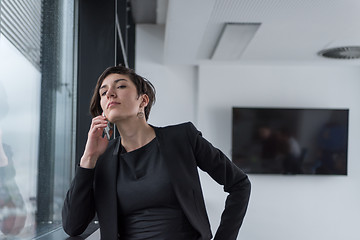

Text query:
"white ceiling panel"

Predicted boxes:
[[145, 0, 360, 64]]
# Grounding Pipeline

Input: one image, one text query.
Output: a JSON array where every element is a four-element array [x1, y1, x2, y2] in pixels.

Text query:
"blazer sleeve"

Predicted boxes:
[[186, 122, 251, 240], [62, 166, 96, 236]]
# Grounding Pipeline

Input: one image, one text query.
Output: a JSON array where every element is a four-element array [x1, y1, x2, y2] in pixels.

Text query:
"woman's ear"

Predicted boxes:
[[140, 94, 149, 108]]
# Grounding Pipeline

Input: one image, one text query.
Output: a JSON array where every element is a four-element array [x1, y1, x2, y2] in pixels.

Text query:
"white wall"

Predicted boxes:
[[136, 25, 360, 240], [135, 25, 198, 126], [198, 63, 360, 240]]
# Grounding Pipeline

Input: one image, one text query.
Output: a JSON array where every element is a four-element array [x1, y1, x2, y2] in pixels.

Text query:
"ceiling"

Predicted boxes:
[[131, 0, 360, 65]]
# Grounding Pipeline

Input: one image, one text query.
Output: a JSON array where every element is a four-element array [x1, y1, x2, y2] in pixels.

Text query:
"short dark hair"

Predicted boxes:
[[90, 65, 156, 121]]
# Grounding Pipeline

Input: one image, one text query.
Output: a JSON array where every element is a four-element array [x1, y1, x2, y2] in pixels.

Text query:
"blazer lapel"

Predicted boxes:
[[153, 126, 205, 237]]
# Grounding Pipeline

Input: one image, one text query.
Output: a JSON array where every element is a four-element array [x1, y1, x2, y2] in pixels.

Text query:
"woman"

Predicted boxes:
[[62, 65, 251, 240]]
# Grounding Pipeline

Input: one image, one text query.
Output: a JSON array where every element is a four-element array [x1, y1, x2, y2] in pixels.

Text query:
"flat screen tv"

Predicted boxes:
[[232, 107, 349, 175]]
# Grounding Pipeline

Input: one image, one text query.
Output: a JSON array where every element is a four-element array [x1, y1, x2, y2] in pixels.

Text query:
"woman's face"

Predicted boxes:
[[99, 73, 146, 122]]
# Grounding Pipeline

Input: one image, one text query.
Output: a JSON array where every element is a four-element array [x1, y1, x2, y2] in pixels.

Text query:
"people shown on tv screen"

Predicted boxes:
[[257, 126, 303, 174], [232, 108, 348, 175], [315, 121, 347, 175]]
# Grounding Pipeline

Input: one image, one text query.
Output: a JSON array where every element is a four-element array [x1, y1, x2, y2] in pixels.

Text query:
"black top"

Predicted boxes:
[[116, 137, 199, 240]]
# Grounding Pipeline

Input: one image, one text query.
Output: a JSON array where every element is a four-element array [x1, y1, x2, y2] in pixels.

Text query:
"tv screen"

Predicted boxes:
[[232, 107, 349, 175]]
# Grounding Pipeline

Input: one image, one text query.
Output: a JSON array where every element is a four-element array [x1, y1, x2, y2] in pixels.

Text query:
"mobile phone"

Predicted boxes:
[[102, 112, 112, 140]]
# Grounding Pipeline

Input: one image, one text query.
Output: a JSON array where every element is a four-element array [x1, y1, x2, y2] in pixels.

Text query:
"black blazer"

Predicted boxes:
[[62, 122, 251, 240]]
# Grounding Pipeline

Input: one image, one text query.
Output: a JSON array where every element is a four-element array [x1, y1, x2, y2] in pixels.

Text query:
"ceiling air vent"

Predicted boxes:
[[318, 46, 360, 59]]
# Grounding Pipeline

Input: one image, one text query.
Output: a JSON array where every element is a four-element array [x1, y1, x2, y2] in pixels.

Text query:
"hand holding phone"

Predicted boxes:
[[80, 115, 112, 169], [102, 112, 113, 140]]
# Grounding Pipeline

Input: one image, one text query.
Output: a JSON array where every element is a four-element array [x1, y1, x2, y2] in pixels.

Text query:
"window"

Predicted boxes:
[[0, 0, 77, 238]]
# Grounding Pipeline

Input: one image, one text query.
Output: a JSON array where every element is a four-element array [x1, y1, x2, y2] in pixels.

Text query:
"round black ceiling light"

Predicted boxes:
[[318, 46, 360, 59]]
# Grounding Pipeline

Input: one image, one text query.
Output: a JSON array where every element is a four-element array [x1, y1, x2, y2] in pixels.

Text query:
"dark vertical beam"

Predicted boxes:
[[37, 0, 59, 224], [76, 0, 116, 165]]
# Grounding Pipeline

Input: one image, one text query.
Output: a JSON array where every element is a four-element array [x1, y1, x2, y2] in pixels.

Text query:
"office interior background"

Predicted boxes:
[[0, 0, 359, 239]]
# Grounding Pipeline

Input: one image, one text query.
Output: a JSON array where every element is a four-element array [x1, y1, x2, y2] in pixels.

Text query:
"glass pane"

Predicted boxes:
[[0, 0, 76, 239], [0, 34, 40, 238]]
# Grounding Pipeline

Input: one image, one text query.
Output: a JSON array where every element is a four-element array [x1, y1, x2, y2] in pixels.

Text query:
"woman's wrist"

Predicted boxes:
[[80, 154, 97, 169]]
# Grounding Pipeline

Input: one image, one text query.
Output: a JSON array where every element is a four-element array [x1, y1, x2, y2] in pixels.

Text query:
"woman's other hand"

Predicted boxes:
[[0, 129, 9, 167]]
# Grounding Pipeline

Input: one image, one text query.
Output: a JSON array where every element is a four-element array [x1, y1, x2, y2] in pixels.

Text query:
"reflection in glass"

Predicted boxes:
[[0, 128, 27, 236]]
